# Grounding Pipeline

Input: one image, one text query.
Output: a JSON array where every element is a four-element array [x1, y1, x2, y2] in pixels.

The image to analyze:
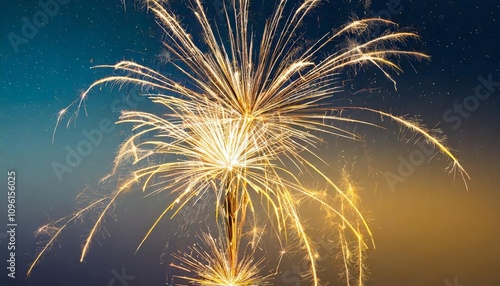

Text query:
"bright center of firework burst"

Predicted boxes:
[[227, 159, 239, 171]]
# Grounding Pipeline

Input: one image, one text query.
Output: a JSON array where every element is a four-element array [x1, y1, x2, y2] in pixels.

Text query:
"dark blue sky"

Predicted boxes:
[[1, 1, 499, 286]]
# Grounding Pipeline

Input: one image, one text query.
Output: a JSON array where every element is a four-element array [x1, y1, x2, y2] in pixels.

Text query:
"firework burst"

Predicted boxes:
[[30, 0, 469, 285], [171, 232, 269, 285]]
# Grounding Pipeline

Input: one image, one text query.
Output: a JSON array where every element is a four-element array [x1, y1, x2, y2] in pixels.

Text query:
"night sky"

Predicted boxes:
[[1, 0, 499, 286]]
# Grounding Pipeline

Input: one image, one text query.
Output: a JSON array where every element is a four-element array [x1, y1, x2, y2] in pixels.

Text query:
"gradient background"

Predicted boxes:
[[1, 0, 499, 285]]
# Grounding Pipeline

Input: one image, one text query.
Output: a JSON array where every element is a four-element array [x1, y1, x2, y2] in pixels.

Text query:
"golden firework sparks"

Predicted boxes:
[[30, 1, 469, 285], [171, 232, 269, 285]]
